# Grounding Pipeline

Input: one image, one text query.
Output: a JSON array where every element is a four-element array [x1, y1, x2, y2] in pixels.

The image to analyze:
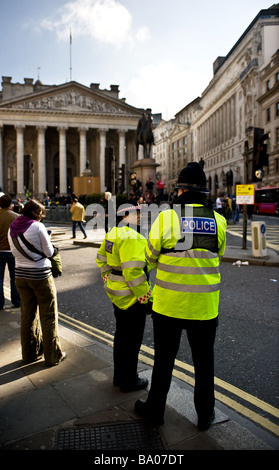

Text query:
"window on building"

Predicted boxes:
[[276, 128, 279, 147], [267, 80, 270, 90], [267, 108, 271, 122], [276, 102, 279, 117]]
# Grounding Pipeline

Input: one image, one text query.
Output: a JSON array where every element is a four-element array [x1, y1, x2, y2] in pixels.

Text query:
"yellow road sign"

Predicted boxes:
[[236, 184, 255, 204]]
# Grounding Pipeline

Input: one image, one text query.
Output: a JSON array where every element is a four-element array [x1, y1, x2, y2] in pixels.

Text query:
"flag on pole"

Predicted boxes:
[[70, 29, 72, 44]]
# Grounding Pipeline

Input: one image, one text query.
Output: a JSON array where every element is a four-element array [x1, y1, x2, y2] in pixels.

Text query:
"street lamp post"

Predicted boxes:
[[242, 141, 248, 250]]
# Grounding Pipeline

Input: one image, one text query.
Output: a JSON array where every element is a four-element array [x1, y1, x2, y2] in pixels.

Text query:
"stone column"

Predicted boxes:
[[98, 128, 108, 193], [78, 127, 88, 175], [118, 129, 127, 166], [58, 126, 68, 195], [0, 126, 3, 190], [118, 129, 127, 192], [15, 125, 25, 197], [37, 126, 47, 197]]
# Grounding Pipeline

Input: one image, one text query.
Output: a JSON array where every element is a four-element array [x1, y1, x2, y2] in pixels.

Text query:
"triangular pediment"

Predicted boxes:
[[169, 123, 189, 138], [0, 81, 142, 116]]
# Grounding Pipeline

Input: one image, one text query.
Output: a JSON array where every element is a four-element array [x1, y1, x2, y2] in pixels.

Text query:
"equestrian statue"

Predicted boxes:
[[135, 110, 154, 158]]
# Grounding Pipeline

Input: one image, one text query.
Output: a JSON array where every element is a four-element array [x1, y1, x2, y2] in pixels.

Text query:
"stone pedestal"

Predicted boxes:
[[131, 158, 160, 190]]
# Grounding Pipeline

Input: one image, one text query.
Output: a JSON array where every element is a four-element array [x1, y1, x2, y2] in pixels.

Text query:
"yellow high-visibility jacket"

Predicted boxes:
[[145, 204, 227, 320], [70, 202, 85, 221], [96, 225, 151, 309]]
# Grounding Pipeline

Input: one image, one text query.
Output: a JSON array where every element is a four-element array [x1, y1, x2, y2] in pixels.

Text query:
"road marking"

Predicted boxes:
[[226, 225, 279, 251], [59, 311, 279, 436]]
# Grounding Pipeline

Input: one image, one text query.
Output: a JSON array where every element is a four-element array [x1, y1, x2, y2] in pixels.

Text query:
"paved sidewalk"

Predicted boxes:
[[0, 224, 278, 453], [1, 298, 278, 452]]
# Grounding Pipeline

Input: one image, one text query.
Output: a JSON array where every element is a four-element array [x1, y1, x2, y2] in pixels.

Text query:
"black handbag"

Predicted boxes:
[[12, 234, 62, 278]]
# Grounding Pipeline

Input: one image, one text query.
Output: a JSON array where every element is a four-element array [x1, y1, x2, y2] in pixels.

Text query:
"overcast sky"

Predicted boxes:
[[0, 0, 274, 119]]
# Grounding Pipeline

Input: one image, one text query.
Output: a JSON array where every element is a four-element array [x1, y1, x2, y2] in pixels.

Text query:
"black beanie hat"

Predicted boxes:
[[175, 162, 208, 193]]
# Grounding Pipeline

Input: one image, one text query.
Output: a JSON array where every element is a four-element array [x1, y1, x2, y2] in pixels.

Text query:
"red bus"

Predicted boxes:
[[254, 187, 279, 215]]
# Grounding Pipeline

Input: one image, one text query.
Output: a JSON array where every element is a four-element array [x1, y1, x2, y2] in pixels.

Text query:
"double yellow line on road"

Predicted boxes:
[[59, 311, 279, 437]]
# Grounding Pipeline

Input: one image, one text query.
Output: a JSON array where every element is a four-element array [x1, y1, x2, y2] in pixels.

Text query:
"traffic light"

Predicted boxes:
[[252, 129, 269, 181], [118, 164, 125, 192], [105, 146, 114, 188], [226, 170, 233, 187], [130, 172, 137, 187], [259, 134, 269, 167]]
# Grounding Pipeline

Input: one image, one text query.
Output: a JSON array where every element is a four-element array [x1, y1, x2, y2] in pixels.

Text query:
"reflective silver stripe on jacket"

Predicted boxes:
[[121, 261, 146, 269], [100, 264, 112, 273], [109, 274, 126, 282], [155, 278, 220, 293], [109, 272, 147, 287], [97, 253, 107, 262], [110, 265, 122, 271], [126, 273, 147, 287], [104, 285, 132, 296], [162, 250, 218, 259], [145, 252, 156, 265], [147, 240, 160, 257], [157, 262, 220, 275]]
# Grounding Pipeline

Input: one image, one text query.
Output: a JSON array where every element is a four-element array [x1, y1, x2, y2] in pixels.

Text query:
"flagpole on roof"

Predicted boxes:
[[70, 29, 72, 81]]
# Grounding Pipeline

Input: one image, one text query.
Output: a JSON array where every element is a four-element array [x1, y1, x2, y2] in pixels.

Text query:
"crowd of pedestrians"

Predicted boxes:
[[215, 194, 240, 224]]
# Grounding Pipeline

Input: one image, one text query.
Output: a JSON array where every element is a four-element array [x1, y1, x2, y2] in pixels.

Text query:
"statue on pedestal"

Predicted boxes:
[[135, 109, 154, 158]]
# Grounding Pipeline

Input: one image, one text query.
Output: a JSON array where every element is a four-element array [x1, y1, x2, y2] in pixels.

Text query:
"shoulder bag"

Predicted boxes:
[[12, 234, 62, 278]]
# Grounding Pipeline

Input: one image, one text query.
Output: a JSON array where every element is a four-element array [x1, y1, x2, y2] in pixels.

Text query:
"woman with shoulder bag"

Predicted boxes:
[[8, 199, 66, 366]]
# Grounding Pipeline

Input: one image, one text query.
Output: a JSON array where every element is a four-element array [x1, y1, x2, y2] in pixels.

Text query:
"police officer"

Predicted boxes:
[[96, 204, 151, 392], [135, 162, 227, 430]]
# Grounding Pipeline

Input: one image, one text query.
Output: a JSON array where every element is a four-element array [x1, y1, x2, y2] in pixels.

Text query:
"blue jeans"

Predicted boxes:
[[72, 221, 87, 238], [0, 252, 21, 309]]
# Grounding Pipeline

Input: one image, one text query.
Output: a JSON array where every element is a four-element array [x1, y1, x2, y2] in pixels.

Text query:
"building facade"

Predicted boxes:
[[153, 4, 279, 198], [0, 78, 144, 199]]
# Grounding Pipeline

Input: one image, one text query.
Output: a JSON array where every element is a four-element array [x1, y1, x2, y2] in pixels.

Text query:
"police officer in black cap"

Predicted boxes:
[[135, 162, 227, 430]]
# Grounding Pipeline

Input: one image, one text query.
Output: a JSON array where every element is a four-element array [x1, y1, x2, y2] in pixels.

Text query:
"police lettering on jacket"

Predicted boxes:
[[181, 217, 216, 235]]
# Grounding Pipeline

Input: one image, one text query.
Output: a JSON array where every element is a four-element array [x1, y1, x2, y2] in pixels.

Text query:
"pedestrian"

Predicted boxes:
[[232, 196, 239, 223], [8, 199, 66, 366], [156, 177, 165, 201], [104, 192, 112, 232], [0, 194, 21, 310], [70, 198, 87, 239], [152, 191, 160, 205], [135, 162, 227, 430], [224, 196, 232, 222], [216, 195, 224, 215], [13, 198, 23, 214], [247, 204, 254, 221], [146, 178, 154, 199], [96, 204, 151, 392]]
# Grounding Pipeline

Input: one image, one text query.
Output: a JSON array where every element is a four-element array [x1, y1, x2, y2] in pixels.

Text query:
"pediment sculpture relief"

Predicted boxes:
[[9, 89, 129, 114]]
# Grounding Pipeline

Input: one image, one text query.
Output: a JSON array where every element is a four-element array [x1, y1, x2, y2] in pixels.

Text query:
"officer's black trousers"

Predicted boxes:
[[113, 302, 146, 388], [147, 312, 218, 422]]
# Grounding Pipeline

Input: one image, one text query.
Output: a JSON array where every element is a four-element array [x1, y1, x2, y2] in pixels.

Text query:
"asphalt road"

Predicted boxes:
[[54, 234, 279, 412]]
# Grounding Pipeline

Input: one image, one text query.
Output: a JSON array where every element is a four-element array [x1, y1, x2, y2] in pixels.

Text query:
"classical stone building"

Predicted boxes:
[[0, 78, 145, 199], [153, 4, 279, 198], [257, 49, 279, 186]]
